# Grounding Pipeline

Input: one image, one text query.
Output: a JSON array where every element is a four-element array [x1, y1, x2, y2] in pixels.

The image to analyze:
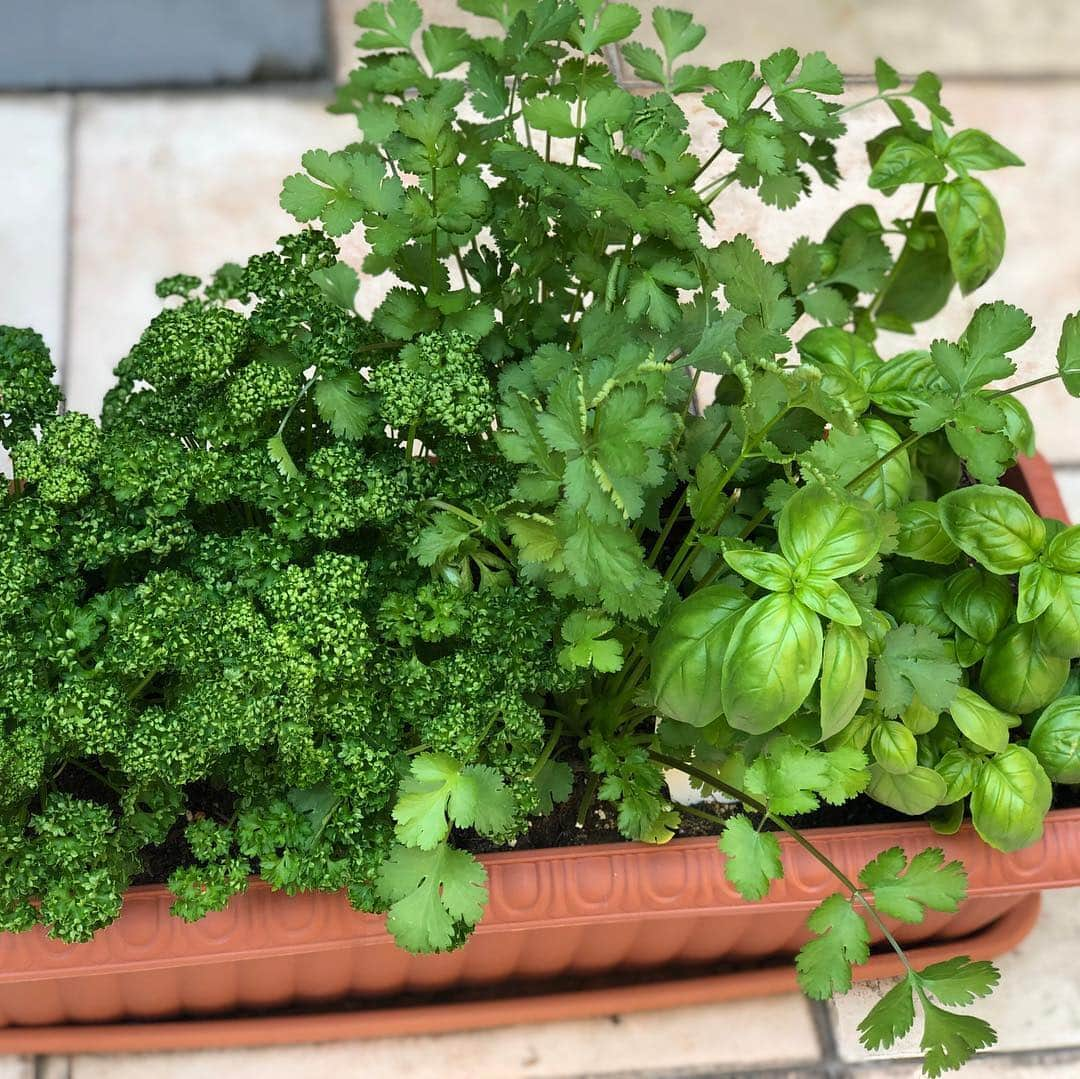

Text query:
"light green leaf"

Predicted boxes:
[[376, 843, 488, 953], [722, 594, 824, 734], [970, 745, 1052, 852], [935, 177, 1005, 294], [796, 894, 869, 999], [719, 814, 783, 901]]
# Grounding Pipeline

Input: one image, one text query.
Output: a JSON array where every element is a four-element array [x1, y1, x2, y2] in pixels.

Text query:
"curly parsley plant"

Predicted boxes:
[[4, 2, 1080, 1074]]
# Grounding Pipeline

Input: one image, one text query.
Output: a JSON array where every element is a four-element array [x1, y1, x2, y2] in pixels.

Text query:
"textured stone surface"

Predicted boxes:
[[0, 95, 70, 364], [0, 1057, 33, 1079], [0, 1, 328, 89], [67, 995, 819, 1077], [854, 1051, 1080, 1077], [831, 888, 1080, 1060], [65, 94, 361, 415], [613, 0, 1080, 78]]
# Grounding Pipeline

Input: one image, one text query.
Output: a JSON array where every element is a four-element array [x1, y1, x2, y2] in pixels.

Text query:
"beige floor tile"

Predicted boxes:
[[69, 994, 819, 1077], [830, 887, 1080, 1061], [1055, 468, 1080, 521], [615, 0, 1080, 79], [65, 93, 377, 417], [688, 80, 1080, 463], [854, 1051, 1080, 1077], [0, 95, 70, 365], [0, 1057, 32, 1079]]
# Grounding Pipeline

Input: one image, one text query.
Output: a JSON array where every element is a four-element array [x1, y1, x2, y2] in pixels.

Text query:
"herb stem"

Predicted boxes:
[[993, 372, 1061, 396], [867, 184, 932, 318], [651, 751, 914, 973]]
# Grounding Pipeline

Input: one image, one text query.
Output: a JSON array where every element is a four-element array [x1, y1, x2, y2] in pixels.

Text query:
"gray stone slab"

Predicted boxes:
[[0, 1, 328, 89]]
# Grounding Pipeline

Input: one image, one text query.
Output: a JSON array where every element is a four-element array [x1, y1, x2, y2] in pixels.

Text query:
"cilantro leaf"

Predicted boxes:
[[376, 842, 488, 953], [859, 975, 918, 1051], [719, 813, 783, 901], [355, 0, 423, 50], [858, 847, 967, 923], [534, 760, 573, 814], [920, 999, 997, 1077], [313, 373, 376, 440], [796, 893, 870, 999], [393, 753, 515, 848], [876, 625, 961, 717], [558, 610, 624, 673]]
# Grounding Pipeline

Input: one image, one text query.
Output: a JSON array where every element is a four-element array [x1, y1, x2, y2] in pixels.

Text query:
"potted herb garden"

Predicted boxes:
[[4, 0, 1080, 1072]]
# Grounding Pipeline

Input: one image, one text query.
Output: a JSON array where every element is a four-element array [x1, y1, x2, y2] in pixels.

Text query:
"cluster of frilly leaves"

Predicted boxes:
[[4, 0, 1080, 1073]]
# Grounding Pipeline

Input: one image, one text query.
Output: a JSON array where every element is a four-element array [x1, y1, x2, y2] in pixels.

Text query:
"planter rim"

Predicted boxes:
[[112, 805, 1080, 903]]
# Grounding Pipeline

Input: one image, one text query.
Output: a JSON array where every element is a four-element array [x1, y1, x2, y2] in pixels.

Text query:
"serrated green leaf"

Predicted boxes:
[[719, 814, 783, 901], [376, 843, 488, 953], [796, 893, 870, 999]]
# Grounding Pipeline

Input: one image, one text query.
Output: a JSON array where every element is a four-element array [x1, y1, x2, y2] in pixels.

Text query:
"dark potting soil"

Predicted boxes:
[[56, 756, 1080, 886]]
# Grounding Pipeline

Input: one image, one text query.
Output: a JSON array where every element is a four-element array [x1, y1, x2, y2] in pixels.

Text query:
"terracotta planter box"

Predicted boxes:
[[0, 455, 1076, 1053]]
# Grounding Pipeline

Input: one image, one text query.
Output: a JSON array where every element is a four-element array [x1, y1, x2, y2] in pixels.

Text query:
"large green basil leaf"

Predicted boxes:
[[871, 719, 918, 774], [1057, 311, 1080, 397], [1029, 696, 1080, 783], [819, 622, 869, 740], [939, 485, 1046, 574], [894, 501, 961, 565], [943, 567, 1012, 644], [723, 548, 792, 592], [996, 393, 1035, 457], [879, 573, 953, 637], [867, 763, 948, 815], [935, 176, 1006, 294], [970, 745, 1051, 851], [778, 484, 883, 579], [935, 747, 983, 803], [650, 585, 751, 727], [1035, 574, 1080, 658], [851, 418, 913, 510], [867, 351, 946, 417], [876, 212, 955, 326], [1017, 562, 1063, 624], [797, 327, 881, 384], [722, 593, 823, 734], [954, 631, 988, 668], [1046, 525, 1080, 573], [978, 621, 1070, 715], [868, 137, 946, 190], [912, 431, 963, 500], [948, 686, 1011, 754], [795, 576, 862, 626], [902, 695, 940, 734]]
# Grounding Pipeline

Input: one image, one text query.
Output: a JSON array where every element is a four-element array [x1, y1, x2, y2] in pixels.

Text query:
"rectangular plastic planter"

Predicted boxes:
[[0, 454, 1075, 1051]]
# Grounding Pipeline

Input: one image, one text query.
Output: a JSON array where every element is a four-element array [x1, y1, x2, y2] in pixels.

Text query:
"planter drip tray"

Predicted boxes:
[[0, 895, 1040, 1054]]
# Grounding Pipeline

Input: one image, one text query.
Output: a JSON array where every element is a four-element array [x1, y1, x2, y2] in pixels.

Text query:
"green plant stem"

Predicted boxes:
[[425, 499, 515, 561], [993, 372, 1062, 397], [529, 718, 563, 780], [844, 430, 922, 493], [650, 751, 915, 971], [867, 184, 931, 318], [576, 771, 600, 827]]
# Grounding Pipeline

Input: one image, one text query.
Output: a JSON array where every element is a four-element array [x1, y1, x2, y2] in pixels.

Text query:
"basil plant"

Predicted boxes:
[[274, 0, 1080, 1070]]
